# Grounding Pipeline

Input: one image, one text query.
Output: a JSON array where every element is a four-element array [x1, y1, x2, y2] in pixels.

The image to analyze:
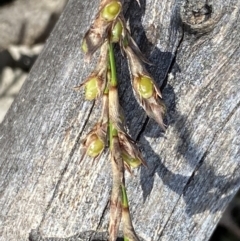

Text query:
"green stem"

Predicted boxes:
[[108, 42, 118, 148], [121, 185, 131, 241], [108, 40, 137, 241], [121, 184, 129, 209], [109, 42, 118, 87], [109, 121, 118, 149]]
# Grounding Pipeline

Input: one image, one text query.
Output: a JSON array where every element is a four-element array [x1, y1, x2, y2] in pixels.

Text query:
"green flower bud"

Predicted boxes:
[[87, 135, 104, 157], [111, 21, 123, 43], [85, 77, 99, 100], [101, 1, 121, 21], [81, 39, 88, 53], [122, 152, 142, 168], [138, 76, 154, 99]]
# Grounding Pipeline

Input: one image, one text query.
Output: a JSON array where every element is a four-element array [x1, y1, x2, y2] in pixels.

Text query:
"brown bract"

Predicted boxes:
[[81, 121, 107, 159], [109, 86, 125, 131], [75, 42, 109, 98], [83, 0, 122, 58], [80, 92, 109, 160], [109, 135, 124, 241], [122, 207, 140, 241], [118, 131, 147, 169]]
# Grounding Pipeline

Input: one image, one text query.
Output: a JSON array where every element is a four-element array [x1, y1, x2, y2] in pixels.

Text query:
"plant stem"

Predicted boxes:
[[108, 42, 118, 148], [121, 184, 128, 209], [108, 41, 139, 241], [109, 121, 118, 149], [109, 43, 118, 87]]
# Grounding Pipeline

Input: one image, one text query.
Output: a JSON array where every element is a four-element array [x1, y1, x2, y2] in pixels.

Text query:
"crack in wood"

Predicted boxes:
[[94, 200, 110, 240]]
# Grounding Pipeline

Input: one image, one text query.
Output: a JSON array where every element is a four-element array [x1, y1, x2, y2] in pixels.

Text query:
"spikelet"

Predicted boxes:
[[124, 46, 166, 130], [75, 42, 109, 99], [82, 0, 122, 58]]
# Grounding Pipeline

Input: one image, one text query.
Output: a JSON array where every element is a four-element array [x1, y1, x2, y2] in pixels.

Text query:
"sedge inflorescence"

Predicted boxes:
[[76, 0, 166, 240]]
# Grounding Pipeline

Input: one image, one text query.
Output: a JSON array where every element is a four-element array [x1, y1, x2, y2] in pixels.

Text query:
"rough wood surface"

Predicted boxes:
[[0, 0, 239, 240]]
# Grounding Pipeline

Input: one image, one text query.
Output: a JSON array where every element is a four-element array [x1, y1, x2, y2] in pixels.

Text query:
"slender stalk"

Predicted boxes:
[[108, 41, 118, 149], [109, 42, 118, 87], [121, 184, 128, 212], [122, 185, 130, 241], [108, 40, 123, 241], [121, 184, 139, 241], [109, 121, 118, 149], [108, 41, 139, 241], [82, 0, 163, 240]]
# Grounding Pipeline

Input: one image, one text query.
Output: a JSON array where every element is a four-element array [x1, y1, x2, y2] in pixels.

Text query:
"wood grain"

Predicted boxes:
[[0, 0, 239, 240]]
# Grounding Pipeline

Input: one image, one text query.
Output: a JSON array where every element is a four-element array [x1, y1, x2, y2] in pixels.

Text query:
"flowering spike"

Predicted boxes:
[[80, 0, 166, 239]]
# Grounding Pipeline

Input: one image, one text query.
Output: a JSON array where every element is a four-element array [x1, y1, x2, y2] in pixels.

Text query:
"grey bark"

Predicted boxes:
[[0, 0, 240, 241]]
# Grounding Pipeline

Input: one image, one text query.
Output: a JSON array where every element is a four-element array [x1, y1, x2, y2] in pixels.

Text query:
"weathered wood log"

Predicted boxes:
[[0, 0, 239, 240]]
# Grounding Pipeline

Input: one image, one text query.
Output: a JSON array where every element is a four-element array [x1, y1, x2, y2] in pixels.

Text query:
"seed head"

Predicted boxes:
[[137, 75, 154, 99], [75, 42, 109, 99], [84, 76, 99, 100], [81, 121, 107, 160], [122, 152, 142, 168], [74, 74, 104, 100], [101, 1, 122, 21], [86, 134, 105, 157], [111, 20, 123, 43]]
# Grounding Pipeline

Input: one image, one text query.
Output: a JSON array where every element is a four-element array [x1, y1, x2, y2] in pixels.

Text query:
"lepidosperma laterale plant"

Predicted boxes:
[[76, 0, 166, 240]]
